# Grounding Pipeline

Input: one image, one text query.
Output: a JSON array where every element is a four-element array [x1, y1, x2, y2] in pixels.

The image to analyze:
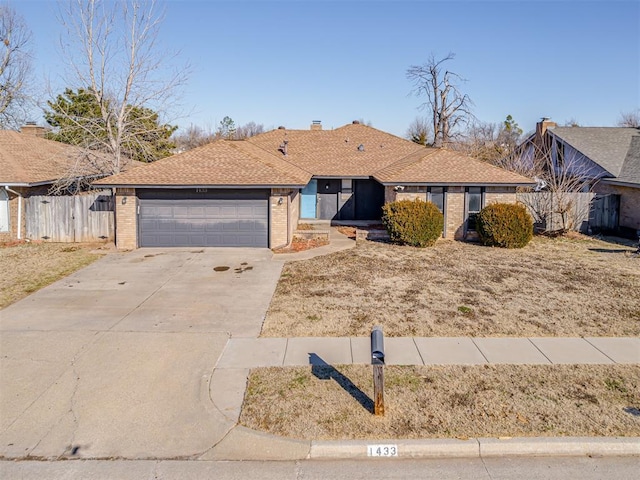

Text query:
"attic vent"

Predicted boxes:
[[278, 137, 289, 156], [352, 120, 360, 124], [358, 144, 365, 152], [278, 126, 286, 130]]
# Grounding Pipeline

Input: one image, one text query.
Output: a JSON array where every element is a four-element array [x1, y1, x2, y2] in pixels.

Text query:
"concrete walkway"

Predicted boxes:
[[217, 336, 640, 368], [273, 226, 355, 261]]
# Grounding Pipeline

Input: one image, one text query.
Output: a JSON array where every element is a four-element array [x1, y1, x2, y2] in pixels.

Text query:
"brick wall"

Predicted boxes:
[[289, 189, 300, 242], [395, 192, 427, 202], [115, 188, 137, 250], [270, 188, 291, 248], [445, 187, 465, 239], [485, 186, 518, 205], [593, 183, 640, 229]]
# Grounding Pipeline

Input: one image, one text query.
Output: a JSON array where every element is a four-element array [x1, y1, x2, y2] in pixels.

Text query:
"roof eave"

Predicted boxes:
[[376, 179, 535, 187], [600, 178, 640, 188], [94, 183, 308, 189]]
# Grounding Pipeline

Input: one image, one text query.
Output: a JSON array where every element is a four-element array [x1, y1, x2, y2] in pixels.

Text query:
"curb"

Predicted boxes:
[[308, 436, 640, 460]]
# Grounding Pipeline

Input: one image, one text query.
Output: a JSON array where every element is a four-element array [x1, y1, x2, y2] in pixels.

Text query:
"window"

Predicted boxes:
[[466, 187, 483, 232], [428, 187, 445, 213], [0, 189, 9, 233]]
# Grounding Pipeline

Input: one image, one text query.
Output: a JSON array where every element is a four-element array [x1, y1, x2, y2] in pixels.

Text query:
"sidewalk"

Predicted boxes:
[[216, 336, 640, 368], [206, 335, 640, 460]]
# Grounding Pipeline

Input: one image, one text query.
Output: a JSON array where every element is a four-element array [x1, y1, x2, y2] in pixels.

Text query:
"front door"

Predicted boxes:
[[300, 179, 317, 219], [354, 179, 385, 220], [317, 179, 340, 220]]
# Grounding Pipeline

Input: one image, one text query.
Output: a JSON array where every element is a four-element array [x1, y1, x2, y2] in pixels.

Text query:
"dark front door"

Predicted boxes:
[[317, 179, 340, 220], [354, 179, 385, 220]]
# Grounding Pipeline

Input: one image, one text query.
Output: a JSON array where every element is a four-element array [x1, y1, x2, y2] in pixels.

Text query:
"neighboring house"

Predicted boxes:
[[94, 121, 533, 249], [520, 120, 640, 234], [0, 126, 135, 242]]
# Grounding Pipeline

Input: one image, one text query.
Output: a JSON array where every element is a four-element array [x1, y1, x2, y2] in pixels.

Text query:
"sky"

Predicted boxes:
[[11, 0, 640, 138]]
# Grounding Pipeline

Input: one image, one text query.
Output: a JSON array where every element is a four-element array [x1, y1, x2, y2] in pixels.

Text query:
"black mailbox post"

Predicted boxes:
[[371, 326, 385, 365], [371, 326, 385, 415]]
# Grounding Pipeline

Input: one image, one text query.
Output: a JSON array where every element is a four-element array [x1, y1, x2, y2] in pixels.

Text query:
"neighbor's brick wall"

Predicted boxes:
[[593, 183, 640, 229], [270, 188, 291, 248], [115, 188, 137, 250], [485, 186, 517, 205], [445, 187, 465, 240]]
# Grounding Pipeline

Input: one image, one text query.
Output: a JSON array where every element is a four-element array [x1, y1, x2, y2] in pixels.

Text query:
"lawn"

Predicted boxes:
[[241, 364, 640, 439], [0, 242, 103, 309], [262, 235, 640, 337]]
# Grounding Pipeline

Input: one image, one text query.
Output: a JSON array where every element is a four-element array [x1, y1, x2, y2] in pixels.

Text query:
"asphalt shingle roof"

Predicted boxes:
[[374, 149, 534, 185], [94, 123, 535, 187], [549, 127, 640, 178], [94, 139, 311, 187], [245, 124, 425, 177], [614, 135, 640, 185], [1, 131, 96, 185], [0, 130, 137, 185]]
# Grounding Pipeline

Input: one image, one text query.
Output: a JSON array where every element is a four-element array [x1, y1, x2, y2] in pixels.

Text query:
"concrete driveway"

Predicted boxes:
[[0, 248, 283, 459]]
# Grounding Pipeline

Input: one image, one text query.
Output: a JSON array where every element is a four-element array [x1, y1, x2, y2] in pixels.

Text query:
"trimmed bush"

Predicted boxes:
[[381, 199, 444, 247], [477, 202, 533, 248]]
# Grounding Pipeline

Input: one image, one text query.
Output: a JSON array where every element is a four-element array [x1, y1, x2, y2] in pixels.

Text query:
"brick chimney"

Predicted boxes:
[[310, 120, 322, 131], [533, 117, 557, 153], [535, 117, 557, 138], [20, 122, 46, 138]]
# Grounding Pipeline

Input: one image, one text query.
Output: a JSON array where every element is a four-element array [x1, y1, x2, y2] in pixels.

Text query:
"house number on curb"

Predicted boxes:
[[367, 444, 398, 457]]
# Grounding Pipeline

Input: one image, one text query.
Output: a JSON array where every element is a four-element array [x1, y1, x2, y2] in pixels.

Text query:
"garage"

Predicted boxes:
[[137, 189, 269, 247]]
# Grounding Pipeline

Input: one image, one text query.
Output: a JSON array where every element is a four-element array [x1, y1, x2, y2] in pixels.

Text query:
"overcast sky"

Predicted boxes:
[[13, 0, 640, 137]]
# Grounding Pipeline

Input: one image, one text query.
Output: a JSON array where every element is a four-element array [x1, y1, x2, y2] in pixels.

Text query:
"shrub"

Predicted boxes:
[[476, 202, 533, 248], [381, 199, 444, 247]]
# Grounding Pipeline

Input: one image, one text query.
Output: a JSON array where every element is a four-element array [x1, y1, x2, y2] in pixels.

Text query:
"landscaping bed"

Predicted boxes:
[[240, 364, 640, 440], [0, 242, 103, 309], [262, 235, 640, 337]]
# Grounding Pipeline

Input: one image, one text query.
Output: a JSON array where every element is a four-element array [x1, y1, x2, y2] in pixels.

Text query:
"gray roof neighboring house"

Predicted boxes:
[[548, 127, 640, 180], [606, 135, 640, 186]]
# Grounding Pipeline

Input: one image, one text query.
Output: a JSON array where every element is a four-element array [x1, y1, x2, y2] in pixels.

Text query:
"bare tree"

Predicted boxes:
[[235, 121, 264, 139], [617, 109, 640, 128], [455, 115, 522, 163], [499, 138, 595, 234], [454, 120, 501, 161], [51, 0, 188, 178], [173, 123, 215, 151], [406, 116, 432, 146], [406, 53, 473, 147], [0, 3, 32, 129]]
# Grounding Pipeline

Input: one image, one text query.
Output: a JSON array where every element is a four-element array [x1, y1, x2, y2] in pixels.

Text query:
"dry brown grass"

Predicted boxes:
[[240, 364, 640, 440], [0, 242, 102, 309], [262, 236, 640, 337]]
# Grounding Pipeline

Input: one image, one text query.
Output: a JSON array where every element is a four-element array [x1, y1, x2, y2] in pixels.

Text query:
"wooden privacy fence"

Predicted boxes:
[[517, 192, 619, 233], [25, 191, 114, 242]]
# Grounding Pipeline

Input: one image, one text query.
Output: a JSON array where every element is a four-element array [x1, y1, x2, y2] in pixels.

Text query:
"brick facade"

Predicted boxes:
[[485, 186, 518, 206], [383, 185, 518, 241], [115, 188, 137, 250], [270, 188, 292, 248], [289, 190, 300, 243], [445, 187, 465, 239], [593, 183, 640, 230]]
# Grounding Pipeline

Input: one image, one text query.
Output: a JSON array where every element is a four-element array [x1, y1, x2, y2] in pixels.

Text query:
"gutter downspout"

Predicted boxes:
[[4, 186, 23, 240]]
